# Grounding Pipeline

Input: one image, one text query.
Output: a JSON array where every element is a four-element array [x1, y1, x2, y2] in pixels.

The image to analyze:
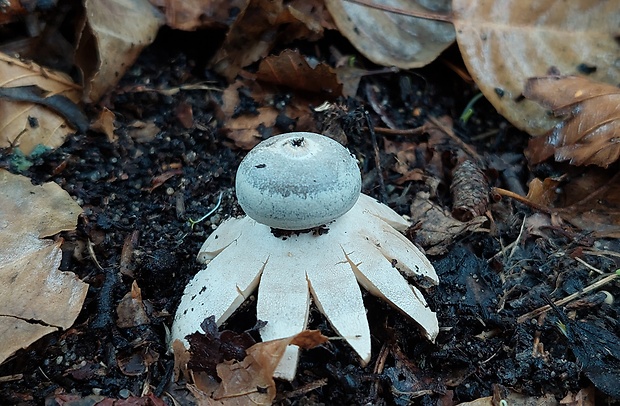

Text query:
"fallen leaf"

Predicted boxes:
[[0, 0, 29, 24], [176, 100, 194, 129], [256, 49, 342, 97], [186, 316, 258, 376], [53, 393, 166, 406], [149, 0, 249, 31], [526, 169, 620, 238], [385, 344, 443, 402], [325, 0, 455, 69], [91, 107, 117, 142], [526, 177, 562, 207], [524, 76, 620, 167], [173, 339, 191, 381], [0, 52, 82, 155], [116, 280, 150, 328], [128, 120, 161, 143], [117, 346, 160, 376], [0, 169, 87, 365], [221, 78, 316, 149], [560, 386, 596, 406], [76, 0, 165, 102], [410, 192, 487, 256], [211, 331, 328, 405], [457, 392, 557, 406], [209, 0, 330, 80], [452, 0, 620, 136], [383, 138, 426, 184]]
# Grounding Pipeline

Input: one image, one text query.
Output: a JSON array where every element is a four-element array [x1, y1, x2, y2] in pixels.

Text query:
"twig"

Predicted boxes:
[[87, 239, 104, 271], [427, 116, 481, 163], [508, 216, 527, 260], [0, 374, 22, 383], [492, 187, 552, 214], [369, 125, 427, 136], [282, 378, 328, 399], [488, 239, 517, 264], [517, 270, 619, 323], [574, 257, 605, 275], [365, 111, 388, 203], [344, 0, 453, 22], [368, 343, 389, 402]]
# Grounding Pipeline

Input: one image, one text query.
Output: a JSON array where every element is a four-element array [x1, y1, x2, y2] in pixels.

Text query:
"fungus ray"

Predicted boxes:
[[354, 193, 410, 230], [171, 238, 267, 346], [257, 248, 312, 380], [351, 222, 438, 287], [197, 216, 255, 263], [343, 245, 439, 342], [305, 243, 371, 364]]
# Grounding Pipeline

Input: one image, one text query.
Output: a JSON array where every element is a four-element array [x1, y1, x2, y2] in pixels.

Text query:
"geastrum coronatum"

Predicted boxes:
[[171, 132, 438, 380]]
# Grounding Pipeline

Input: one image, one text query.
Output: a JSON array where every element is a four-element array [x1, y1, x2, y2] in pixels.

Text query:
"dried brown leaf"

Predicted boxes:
[[526, 177, 561, 207], [210, 330, 327, 405], [116, 280, 150, 328], [525, 169, 620, 238], [221, 78, 316, 149], [325, 0, 454, 69], [458, 392, 557, 406], [186, 316, 258, 377], [210, 0, 330, 80], [0, 169, 87, 365], [453, 0, 620, 136], [149, 0, 249, 31], [256, 50, 342, 97], [560, 386, 596, 406], [410, 192, 487, 256], [76, 0, 164, 102], [91, 107, 117, 142], [524, 76, 620, 167], [0, 52, 82, 154]]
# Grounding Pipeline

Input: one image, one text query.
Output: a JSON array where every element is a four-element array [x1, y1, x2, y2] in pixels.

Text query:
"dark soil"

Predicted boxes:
[[2, 28, 620, 406]]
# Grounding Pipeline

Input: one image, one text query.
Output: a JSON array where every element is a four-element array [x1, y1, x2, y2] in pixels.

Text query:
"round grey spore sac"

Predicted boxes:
[[235, 132, 361, 230]]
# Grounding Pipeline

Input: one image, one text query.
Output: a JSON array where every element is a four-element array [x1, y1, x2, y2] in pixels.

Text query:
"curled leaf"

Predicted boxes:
[[524, 76, 620, 167], [453, 0, 620, 136]]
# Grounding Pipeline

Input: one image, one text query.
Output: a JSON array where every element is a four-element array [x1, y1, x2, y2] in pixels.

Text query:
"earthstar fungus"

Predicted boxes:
[[171, 132, 439, 380]]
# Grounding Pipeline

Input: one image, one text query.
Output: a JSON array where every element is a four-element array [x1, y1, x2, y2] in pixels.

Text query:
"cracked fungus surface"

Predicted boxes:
[[171, 194, 439, 380]]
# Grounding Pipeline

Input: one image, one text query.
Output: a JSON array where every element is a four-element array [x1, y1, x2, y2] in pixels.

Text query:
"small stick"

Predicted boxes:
[[344, 0, 453, 22], [369, 125, 427, 136], [508, 216, 526, 260], [492, 187, 552, 214], [365, 111, 388, 203], [574, 257, 605, 275], [517, 271, 619, 323]]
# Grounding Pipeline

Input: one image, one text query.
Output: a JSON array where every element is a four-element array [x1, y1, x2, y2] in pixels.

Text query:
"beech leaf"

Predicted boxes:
[[0, 169, 87, 365], [526, 169, 620, 238], [256, 49, 342, 96], [76, 0, 164, 102], [325, 0, 454, 69], [0, 52, 82, 155], [524, 76, 620, 168], [453, 0, 620, 136]]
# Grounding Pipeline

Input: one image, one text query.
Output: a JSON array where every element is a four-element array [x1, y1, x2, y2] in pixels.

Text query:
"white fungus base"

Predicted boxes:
[[171, 194, 439, 380]]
